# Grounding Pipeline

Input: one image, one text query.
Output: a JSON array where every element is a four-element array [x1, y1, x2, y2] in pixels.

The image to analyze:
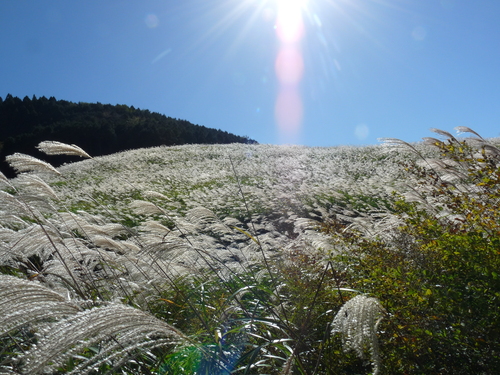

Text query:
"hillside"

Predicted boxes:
[[0, 94, 256, 177], [40, 143, 411, 266], [1, 130, 500, 374]]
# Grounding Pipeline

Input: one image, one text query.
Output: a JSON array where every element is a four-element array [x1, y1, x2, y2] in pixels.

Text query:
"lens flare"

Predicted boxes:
[[274, 0, 307, 143], [145, 14, 159, 28], [275, 47, 304, 85], [275, 88, 303, 135], [355, 124, 370, 140]]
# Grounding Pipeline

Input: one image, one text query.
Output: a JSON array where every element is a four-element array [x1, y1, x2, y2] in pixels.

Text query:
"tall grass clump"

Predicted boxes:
[[0, 147, 190, 374]]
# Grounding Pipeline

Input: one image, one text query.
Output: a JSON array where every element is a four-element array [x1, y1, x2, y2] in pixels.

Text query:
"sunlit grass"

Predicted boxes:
[[1, 131, 499, 373]]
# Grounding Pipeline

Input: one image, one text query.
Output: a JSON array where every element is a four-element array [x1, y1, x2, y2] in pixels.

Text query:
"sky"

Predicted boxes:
[[1, 0, 500, 146]]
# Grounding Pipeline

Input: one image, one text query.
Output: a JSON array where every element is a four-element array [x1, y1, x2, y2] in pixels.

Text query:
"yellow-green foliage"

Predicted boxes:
[[330, 135, 500, 373]]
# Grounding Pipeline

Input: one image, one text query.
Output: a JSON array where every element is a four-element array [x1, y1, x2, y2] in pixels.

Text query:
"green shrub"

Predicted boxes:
[[329, 130, 500, 373]]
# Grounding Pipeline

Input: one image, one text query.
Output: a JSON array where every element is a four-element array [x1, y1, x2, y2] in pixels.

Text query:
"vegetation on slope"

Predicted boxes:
[[326, 129, 500, 373], [0, 94, 256, 177], [0, 128, 499, 374]]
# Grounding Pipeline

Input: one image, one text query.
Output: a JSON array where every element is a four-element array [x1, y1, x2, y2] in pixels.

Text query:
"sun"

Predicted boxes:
[[275, 0, 309, 10], [274, 0, 309, 44]]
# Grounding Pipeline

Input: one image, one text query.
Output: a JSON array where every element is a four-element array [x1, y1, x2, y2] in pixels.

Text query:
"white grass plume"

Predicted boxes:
[[0, 191, 32, 219], [139, 220, 173, 235], [332, 294, 386, 375], [37, 140, 92, 159], [21, 303, 187, 374], [130, 200, 165, 215], [139, 236, 193, 261], [0, 224, 64, 265], [91, 235, 129, 251], [455, 126, 484, 140], [5, 153, 60, 175], [143, 190, 172, 201], [0, 275, 81, 337], [0, 170, 9, 184], [14, 174, 59, 200], [483, 143, 500, 156], [430, 128, 459, 143], [422, 137, 445, 147], [378, 137, 421, 156]]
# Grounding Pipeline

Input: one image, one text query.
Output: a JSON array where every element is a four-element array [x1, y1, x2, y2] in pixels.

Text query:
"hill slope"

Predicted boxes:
[[41, 142, 411, 266], [2, 133, 500, 373], [0, 94, 256, 177]]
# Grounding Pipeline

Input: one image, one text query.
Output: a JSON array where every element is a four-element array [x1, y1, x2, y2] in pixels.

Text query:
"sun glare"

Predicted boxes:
[[275, 0, 309, 10], [275, 0, 307, 43], [273, 0, 308, 143], [191, 0, 313, 143]]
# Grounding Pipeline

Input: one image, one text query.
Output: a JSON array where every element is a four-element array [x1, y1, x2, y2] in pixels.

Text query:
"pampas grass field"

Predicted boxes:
[[1, 128, 499, 374]]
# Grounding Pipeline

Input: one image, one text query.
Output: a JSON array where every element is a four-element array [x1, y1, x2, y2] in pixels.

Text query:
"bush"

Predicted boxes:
[[329, 129, 500, 373]]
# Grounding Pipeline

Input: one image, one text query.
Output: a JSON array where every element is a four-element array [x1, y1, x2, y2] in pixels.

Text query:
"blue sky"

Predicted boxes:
[[1, 0, 500, 146]]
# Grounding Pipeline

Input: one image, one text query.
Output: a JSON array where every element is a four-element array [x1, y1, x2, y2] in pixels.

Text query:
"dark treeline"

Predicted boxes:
[[0, 94, 257, 177]]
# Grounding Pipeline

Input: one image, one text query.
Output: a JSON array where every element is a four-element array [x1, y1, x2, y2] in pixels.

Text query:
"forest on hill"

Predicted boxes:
[[0, 94, 256, 177]]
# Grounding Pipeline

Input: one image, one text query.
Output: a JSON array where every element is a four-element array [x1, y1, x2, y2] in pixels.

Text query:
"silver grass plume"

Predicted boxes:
[[0, 170, 9, 184], [57, 212, 120, 237], [14, 174, 59, 200], [0, 275, 81, 337], [143, 190, 171, 200], [378, 137, 422, 157], [5, 153, 60, 175], [1, 224, 64, 264], [41, 238, 117, 278], [139, 236, 194, 265], [91, 235, 130, 252], [21, 303, 187, 374], [185, 206, 219, 229], [37, 140, 92, 159], [0, 191, 32, 218], [332, 294, 386, 375], [483, 144, 500, 156], [79, 222, 128, 238], [454, 126, 484, 140], [430, 128, 459, 143], [422, 137, 445, 147], [130, 200, 165, 215], [139, 220, 172, 235]]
